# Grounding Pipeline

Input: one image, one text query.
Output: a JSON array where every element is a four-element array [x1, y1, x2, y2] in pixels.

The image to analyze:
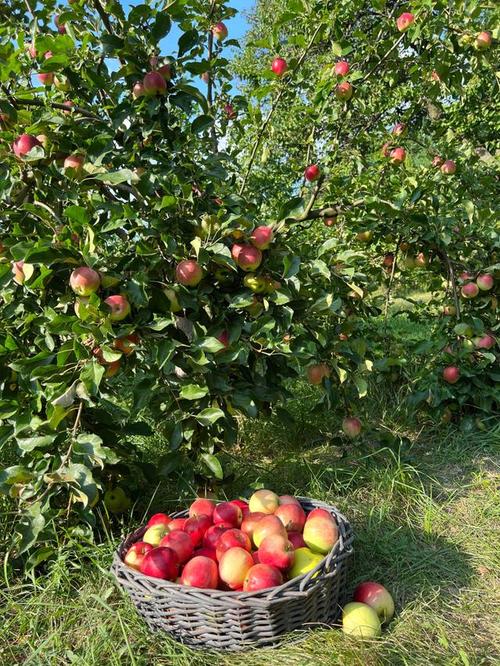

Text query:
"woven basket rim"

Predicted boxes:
[[113, 496, 354, 601]]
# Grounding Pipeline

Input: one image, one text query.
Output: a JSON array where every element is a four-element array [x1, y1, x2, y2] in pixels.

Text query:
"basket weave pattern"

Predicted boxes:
[[111, 497, 354, 651]]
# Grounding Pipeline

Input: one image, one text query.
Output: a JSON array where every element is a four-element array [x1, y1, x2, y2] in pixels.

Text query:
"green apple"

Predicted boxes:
[[143, 523, 170, 545], [342, 602, 381, 638], [243, 274, 268, 293], [104, 487, 130, 514], [163, 287, 182, 313], [288, 547, 324, 579]]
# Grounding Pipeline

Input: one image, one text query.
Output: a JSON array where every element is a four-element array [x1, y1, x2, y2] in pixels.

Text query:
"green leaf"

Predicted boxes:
[[200, 453, 224, 479], [0, 466, 35, 493], [16, 502, 45, 555], [191, 115, 214, 134], [178, 30, 199, 56], [180, 384, 209, 400], [91, 169, 135, 185], [195, 408, 225, 426], [17, 435, 56, 453], [354, 376, 368, 398]]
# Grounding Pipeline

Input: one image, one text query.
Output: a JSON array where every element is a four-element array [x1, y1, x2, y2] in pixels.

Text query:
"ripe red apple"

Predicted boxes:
[[104, 295, 131, 321], [271, 57, 287, 77], [113, 333, 140, 355], [189, 498, 215, 519], [252, 515, 286, 548], [229, 499, 249, 516], [217, 329, 229, 349], [218, 547, 253, 589], [184, 515, 212, 547], [461, 282, 479, 299], [306, 363, 330, 385], [396, 12, 415, 32], [342, 416, 362, 438], [241, 512, 266, 541], [390, 147, 406, 165], [12, 134, 41, 158], [275, 503, 306, 532], [476, 274, 494, 291], [432, 155, 443, 167], [231, 242, 245, 263], [440, 159, 456, 175], [124, 541, 153, 571], [38, 72, 54, 86], [70, 267, 100, 296], [442, 366, 460, 384], [473, 334, 495, 350], [304, 164, 320, 182], [143, 71, 167, 96], [64, 154, 85, 174], [224, 103, 237, 119], [324, 216, 337, 227], [236, 245, 263, 272], [147, 512, 171, 528], [475, 31, 492, 50], [159, 530, 194, 564], [215, 529, 251, 560], [279, 495, 301, 506], [176, 260, 203, 286], [252, 550, 260, 564], [335, 81, 353, 101], [140, 546, 178, 580], [354, 581, 395, 623], [250, 226, 273, 250], [303, 511, 338, 554], [288, 531, 307, 549], [213, 501, 242, 527], [212, 22, 228, 41], [193, 547, 218, 562], [181, 555, 219, 589], [334, 61, 350, 77], [392, 122, 406, 136], [168, 517, 187, 531], [383, 253, 394, 267], [258, 534, 294, 571], [243, 563, 283, 591], [132, 81, 145, 98], [203, 524, 229, 549]]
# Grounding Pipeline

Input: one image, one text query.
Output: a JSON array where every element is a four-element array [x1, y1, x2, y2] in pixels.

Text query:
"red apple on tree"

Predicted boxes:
[[334, 61, 350, 77], [12, 134, 42, 158], [124, 541, 153, 571], [304, 164, 320, 182], [236, 245, 263, 272], [104, 295, 131, 321], [132, 81, 145, 98], [335, 81, 353, 101], [143, 71, 167, 96], [475, 31, 492, 50], [432, 155, 443, 167], [38, 71, 54, 86], [212, 22, 228, 42], [390, 147, 406, 165], [70, 267, 100, 296], [113, 333, 140, 355], [176, 259, 203, 286], [243, 563, 283, 591], [306, 363, 330, 385], [396, 12, 415, 32], [476, 274, 493, 291], [157, 63, 172, 81], [250, 226, 273, 250], [461, 282, 479, 299], [139, 546, 178, 580], [181, 555, 219, 589], [64, 154, 85, 175], [271, 57, 287, 77], [55, 15, 66, 34], [443, 366, 460, 384], [473, 334, 495, 350], [440, 159, 456, 175], [224, 103, 237, 119]]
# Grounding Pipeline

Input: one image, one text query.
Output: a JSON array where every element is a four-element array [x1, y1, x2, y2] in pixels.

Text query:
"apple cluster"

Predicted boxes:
[[123, 490, 339, 592], [342, 581, 395, 638]]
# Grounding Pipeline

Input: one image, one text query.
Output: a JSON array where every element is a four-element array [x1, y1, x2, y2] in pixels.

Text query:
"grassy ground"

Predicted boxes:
[[1, 387, 499, 666]]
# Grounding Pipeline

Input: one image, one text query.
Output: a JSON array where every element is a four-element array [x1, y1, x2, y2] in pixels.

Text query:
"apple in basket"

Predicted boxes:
[[181, 555, 219, 589], [124, 541, 153, 570], [243, 564, 283, 591], [219, 547, 254, 590], [139, 547, 178, 580]]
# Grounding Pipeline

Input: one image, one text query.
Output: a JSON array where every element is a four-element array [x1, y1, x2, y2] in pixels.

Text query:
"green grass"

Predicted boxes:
[[1, 395, 499, 666]]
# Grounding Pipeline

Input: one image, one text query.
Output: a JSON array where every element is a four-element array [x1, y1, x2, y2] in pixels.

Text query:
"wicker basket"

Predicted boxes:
[[111, 497, 354, 651]]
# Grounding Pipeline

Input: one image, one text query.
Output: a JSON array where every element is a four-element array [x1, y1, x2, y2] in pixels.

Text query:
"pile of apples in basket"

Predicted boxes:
[[123, 488, 394, 637]]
